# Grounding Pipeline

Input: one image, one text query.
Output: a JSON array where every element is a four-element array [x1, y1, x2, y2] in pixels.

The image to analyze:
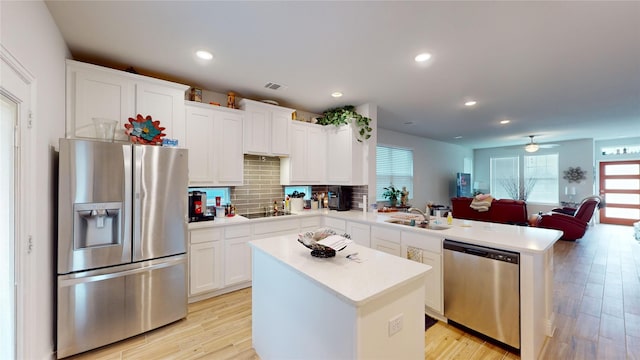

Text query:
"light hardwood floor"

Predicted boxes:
[[65, 223, 639, 360]]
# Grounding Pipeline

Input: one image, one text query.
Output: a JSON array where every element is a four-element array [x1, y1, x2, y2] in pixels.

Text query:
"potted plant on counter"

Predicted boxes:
[[382, 185, 402, 207]]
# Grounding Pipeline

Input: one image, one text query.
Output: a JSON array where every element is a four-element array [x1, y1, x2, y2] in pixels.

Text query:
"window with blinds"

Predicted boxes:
[[490, 157, 519, 199], [376, 145, 413, 201], [490, 154, 559, 202], [524, 154, 559, 203]]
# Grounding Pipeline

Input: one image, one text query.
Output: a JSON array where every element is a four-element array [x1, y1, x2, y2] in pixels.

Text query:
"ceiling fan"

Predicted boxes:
[[524, 135, 559, 152]]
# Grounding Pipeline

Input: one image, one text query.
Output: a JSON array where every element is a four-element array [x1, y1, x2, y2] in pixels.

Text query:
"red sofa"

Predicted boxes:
[[450, 197, 529, 225]]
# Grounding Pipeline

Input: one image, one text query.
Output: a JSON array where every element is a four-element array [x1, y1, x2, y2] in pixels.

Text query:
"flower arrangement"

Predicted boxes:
[[563, 167, 587, 183], [124, 114, 166, 144]]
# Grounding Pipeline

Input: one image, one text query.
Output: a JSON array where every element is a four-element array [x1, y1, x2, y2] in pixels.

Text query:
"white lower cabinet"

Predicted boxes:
[[401, 231, 443, 315], [370, 225, 401, 256], [189, 228, 223, 296], [253, 219, 299, 238], [300, 216, 322, 233], [224, 225, 252, 286], [323, 217, 346, 233], [188, 216, 443, 317], [346, 221, 371, 247]]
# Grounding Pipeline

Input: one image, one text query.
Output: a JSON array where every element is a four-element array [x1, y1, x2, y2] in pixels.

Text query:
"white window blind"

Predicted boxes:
[[490, 157, 519, 199], [376, 145, 413, 201], [524, 154, 559, 204]]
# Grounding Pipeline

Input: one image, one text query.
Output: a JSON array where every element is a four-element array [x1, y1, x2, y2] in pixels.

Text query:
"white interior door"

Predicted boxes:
[[0, 93, 17, 360], [2, 45, 35, 360]]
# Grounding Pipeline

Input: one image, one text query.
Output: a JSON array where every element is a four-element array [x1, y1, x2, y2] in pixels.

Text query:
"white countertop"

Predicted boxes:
[[190, 208, 562, 254], [249, 235, 431, 306]]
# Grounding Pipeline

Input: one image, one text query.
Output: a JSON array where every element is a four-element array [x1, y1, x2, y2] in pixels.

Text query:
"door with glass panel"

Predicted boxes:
[[599, 161, 640, 225]]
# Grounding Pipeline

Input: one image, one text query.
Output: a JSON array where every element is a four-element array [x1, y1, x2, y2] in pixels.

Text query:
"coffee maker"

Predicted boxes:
[[328, 186, 352, 211], [188, 190, 206, 222]]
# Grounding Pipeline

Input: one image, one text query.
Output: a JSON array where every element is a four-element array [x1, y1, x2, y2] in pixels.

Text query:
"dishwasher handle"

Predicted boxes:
[[465, 248, 489, 257], [444, 239, 519, 264]]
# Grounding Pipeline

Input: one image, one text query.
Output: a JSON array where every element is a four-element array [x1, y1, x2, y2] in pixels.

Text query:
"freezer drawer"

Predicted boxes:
[[57, 255, 187, 358]]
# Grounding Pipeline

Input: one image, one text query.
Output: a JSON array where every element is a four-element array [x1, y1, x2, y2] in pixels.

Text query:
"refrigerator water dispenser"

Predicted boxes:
[[74, 202, 123, 249]]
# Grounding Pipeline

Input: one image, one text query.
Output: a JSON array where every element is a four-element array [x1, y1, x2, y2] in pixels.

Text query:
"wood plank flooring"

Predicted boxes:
[[64, 223, 639, 360]]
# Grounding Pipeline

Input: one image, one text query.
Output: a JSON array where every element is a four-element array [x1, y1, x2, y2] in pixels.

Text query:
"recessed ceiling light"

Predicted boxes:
[[195, 50, 213, 60], [500, 119, 511, 124], [464, 100, 477, 107], [331, 92, 343, 98], [454, 136, 463, 139], [414, 53, 432, 62]]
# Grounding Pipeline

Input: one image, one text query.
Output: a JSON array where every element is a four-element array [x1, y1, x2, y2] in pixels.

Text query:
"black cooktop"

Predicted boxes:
[[243, 212, 294, 219]]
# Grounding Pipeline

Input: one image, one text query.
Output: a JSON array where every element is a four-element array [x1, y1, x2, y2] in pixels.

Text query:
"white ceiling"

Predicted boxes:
[[45, 1, 640, 149]]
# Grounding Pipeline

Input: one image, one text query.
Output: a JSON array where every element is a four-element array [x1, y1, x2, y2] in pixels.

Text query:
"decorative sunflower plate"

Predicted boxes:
[[124, 114, 166, 145]]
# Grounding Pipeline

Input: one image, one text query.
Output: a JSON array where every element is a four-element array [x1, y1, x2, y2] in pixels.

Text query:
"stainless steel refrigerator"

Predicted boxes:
[[56, 138, 188, 358]]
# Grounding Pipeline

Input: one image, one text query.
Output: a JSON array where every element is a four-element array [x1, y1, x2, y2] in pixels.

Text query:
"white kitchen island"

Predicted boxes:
[[249, 235, 431, 360]]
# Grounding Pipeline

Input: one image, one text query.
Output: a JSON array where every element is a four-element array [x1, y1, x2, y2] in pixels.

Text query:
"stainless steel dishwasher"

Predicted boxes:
[[443, 239, 520, 350]]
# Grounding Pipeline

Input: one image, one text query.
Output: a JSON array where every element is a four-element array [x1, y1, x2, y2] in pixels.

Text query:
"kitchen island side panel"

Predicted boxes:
[[252, 248, 357, 359], [251, 246, 426, 360]]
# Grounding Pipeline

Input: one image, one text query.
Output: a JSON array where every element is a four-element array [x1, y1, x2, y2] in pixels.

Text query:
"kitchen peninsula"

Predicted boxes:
[[249, 236, 431, 359], [189, 209, 562, 360]]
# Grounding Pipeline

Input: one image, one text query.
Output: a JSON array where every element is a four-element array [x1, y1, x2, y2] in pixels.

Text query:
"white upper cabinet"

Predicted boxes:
[[66, 60, 188, 143], [239, 99, 294, 156], [281, 121, 327, 185], [185, 102, 244, 186], [325, 124, 369, 185], [136, 82, 187, 145]]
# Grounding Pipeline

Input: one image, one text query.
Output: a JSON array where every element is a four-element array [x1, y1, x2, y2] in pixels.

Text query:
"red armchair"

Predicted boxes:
[[536, 196, 601, 240]]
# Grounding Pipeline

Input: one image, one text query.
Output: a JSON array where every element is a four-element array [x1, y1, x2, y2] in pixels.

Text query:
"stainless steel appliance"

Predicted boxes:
[[443, 239, 520, 350], [56, 138, 188, 358], [328, 186, 351, 211]]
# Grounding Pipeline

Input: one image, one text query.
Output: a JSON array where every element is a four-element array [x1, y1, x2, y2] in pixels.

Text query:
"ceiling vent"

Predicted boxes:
[[264, 82, 285, 90]]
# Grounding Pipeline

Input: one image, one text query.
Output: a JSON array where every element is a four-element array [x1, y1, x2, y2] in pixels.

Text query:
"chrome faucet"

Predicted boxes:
[[407, 207, 429, 224]]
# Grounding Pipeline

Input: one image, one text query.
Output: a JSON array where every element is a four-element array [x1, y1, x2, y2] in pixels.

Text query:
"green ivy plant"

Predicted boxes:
[[316, 105, 372, 142]]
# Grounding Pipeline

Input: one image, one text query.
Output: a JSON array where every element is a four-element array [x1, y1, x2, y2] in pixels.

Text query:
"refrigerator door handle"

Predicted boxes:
[[59, 256, 185, 287], [123, 143, 133, 257], [132, 145, 142, 249]]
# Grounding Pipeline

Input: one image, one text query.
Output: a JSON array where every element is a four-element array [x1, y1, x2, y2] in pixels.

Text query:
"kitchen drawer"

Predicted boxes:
[[371, 237, 401, 256], [371, 225, 400, 244], [401, 231, 442, 254], [300, 216, 322, 231], [225, 225, 251, 239], [323, 217, 346, 232], [253, 219, 299, 236], [190, 228, 222, 244]]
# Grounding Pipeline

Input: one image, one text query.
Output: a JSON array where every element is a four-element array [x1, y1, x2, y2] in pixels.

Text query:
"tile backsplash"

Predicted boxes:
[[231, 155, 367, 214], [232, 155, 283, 215]]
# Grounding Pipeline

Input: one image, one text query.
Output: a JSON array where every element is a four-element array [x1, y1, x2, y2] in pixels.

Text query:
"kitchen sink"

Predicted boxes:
[[243, 211, 294, 219], [384, 218, 450, 230]]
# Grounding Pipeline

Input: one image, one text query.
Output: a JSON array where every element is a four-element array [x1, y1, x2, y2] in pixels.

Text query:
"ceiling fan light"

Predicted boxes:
[[525, 143, 540, 152]]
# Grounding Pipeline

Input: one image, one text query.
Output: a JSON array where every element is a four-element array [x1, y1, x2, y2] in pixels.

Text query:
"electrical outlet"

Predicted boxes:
[[388, 314, 403, 336]]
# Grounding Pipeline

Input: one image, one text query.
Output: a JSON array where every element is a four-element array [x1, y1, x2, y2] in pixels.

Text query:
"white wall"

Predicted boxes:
[[356, 103, 378, 206], [474, 138, 595, 214], [377, 128, 474, 209], [1, 1, 69, 359]]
